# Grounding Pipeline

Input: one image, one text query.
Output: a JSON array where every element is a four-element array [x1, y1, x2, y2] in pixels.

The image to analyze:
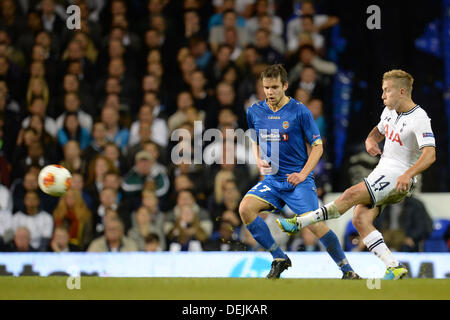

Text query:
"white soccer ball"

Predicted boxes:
[[38, 165, 72, 197]]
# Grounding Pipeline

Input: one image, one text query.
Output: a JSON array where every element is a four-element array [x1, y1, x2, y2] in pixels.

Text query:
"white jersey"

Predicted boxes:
[[376, 105, 436, 172]]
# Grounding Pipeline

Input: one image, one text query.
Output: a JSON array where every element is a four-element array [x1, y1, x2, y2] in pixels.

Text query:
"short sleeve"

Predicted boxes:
[[377, 108, 389, 135], [414, 117, 436, 149], [299, 107, 321, 145], [246, 107, 257, 142]]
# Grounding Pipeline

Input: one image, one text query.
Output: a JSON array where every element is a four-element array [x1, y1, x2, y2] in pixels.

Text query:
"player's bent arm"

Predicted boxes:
[[365, 126, 384, 156], [299, 140, 323, 178], [403, 146, 436, 179]]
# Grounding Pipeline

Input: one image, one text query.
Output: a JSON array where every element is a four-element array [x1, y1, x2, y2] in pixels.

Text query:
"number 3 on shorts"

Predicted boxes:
[[371, 175, 390, 192]]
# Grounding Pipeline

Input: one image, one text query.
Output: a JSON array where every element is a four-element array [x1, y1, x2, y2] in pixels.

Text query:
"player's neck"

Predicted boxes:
[[396, 99, 416, 114], [268, 96, 290, 112]]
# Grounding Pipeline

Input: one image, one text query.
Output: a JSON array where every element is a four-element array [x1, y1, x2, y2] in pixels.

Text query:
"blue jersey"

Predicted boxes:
[[247, 98, 321, 179]]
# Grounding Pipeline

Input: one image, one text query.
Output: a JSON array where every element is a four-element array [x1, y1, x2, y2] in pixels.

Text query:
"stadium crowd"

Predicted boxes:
[[0, 0, 445, 253]]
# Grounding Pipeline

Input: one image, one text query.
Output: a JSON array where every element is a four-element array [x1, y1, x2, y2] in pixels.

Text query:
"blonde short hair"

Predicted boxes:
[[383, 69, 414, 96]]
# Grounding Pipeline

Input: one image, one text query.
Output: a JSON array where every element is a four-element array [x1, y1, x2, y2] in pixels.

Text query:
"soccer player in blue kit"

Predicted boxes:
[[239, 64, 359, 279]]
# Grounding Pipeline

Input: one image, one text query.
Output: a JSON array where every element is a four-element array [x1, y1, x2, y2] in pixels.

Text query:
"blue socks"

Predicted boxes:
[[246, 216, 287, 260], [319, 230, 353, 273]]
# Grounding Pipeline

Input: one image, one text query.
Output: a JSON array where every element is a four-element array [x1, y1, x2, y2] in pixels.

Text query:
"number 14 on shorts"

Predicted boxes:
[[371, 175, 390, 191]]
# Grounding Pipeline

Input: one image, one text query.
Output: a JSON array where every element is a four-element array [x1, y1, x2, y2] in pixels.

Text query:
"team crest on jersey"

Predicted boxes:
[[282, 121, 289, 129]]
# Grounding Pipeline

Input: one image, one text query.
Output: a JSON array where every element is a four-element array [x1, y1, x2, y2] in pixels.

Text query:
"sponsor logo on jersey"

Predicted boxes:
[[423, 132, 434, 138], [384, 124, 403, 146], [281, 133, 289, 141], [268, 116, 280, 119], [259, 132, 281, 141]]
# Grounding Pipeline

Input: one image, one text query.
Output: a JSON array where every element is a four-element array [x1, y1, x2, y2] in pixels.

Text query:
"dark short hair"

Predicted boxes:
[[260, 64, 288, 84]]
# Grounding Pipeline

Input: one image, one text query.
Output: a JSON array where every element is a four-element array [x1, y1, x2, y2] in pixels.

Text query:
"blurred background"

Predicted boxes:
[[0, 0, 448, 258]]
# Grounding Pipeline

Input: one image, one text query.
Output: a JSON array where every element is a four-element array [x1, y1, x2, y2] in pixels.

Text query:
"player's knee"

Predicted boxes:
[[238, 198, 253, 220], [352, 211, 368, 231]]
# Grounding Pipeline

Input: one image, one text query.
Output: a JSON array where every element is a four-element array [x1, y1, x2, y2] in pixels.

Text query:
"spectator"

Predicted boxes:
[[57, 112, 91, 151], [166, 204, 208, 252], [246, 0, 283, 38], [144, 232, 162, 252], [288, 227, 324, 252], [5, 226, 36, 252], [128, 104, 168, 149], [12, 190, 53, 251], [60, 140, 85, 174], [164, 189, 212, 239], [101, 105, 130, 152], [307, 98, 327, 138], [53, 189, 93, 250], [69, 172, 94, 213], [121, 150, 170, 201], [203, 219, 246, 251], [48, 224, 81, 252], [21, 96, 57, 138], [103, 142, 128, 176], [56, 92, 93, 134], [374, 196, 434, 252], [87, 217, 138, 252], [82, 121, 108, 165], [289, 65, 326, 100], [127, 205, 165, 251]]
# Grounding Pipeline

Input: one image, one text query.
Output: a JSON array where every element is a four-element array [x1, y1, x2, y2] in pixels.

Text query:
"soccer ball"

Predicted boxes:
[[38, 165, 72, 197]]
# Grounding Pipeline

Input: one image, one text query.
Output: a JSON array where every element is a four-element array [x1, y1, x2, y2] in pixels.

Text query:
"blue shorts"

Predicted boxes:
[[245, 176, 319, 215]]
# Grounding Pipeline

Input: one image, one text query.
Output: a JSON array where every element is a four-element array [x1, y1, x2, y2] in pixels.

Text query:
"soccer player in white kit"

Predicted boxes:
[[277, 69, 436, 280]]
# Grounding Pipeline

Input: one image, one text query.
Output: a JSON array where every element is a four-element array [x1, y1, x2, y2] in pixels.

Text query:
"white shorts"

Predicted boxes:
[[363, 165, 416, 209]]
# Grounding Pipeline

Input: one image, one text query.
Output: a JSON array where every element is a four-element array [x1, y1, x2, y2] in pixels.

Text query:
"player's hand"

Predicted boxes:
[[286, 172, 307, 186], [365, 138, 381, 157], [396, 173, 411, 193], [257, 159, 272, 175]]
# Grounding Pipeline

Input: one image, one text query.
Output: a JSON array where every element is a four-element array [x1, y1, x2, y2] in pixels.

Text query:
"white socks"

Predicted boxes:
[[296, 201, 340, 228], [362, 230, 399, 268]]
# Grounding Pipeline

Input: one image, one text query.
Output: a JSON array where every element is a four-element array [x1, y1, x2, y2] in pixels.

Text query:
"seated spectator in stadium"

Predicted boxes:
[[164, 189, 212, 239], [286, 0, 339, 54], [26, 77, 53, 118], [307, 98, 327, 138], [166, 204, 208, 252], [39, 0, 66, 39], [87, 217, 138, 252], [60, 140, 85, 175], [300, 66, 326, 99], [188, 35, 212, 71], [205, 44, 237, 91], [48, 224, 81, 252], [17, 10, 42, 56], [103, 142, 128, 176], [58, 73, 95, 119], [128, 104, 168, 149], [208, 177, 242, 232], [28, 114, 59, 161], [21, 97, 57, 138], [209, 9, 249, 55], [124, 125, 152, 168], [93, 187, 120, 237], [144, 232, 162, 252], [168, 91, 196, 134], [57, 112, 91, 151], [182, 9, 204, 43], [12, 190, 53, 251], [12, 140, 52, 185], [5, 227, 36, 252], [100, 106, 129, 152], [288, 227, 323, 252], [127, 205, 165, 251], [203, 219, 246, 251], [374, 196, 433, 252], [188, 69, 213, 112], [11, 168, 40, 213], [288, 45, 337, 84], [53, 189, 93, 250], [69, 172, 94, 213], [61, 38, 96, 84], [82, 121, 108, 165], [288, 14, 325, 56], [122, 151, 170, 204], [246, 0, 283, 38], [294, 87, 311, 105], [84, 154, 120, 209], [56, 92, 93, 133], [208, 0, 247, 31]]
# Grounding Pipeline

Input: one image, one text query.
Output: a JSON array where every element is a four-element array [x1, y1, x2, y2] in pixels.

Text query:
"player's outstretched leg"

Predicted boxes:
[[239, 196, 291, 279], [308, 223, 361, 279], [354, 205, 408, 280], [277, 183, 371, 234]]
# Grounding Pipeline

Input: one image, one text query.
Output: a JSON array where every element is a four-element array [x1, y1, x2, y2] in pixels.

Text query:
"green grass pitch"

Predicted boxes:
[[0, 277, 449, 300]]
